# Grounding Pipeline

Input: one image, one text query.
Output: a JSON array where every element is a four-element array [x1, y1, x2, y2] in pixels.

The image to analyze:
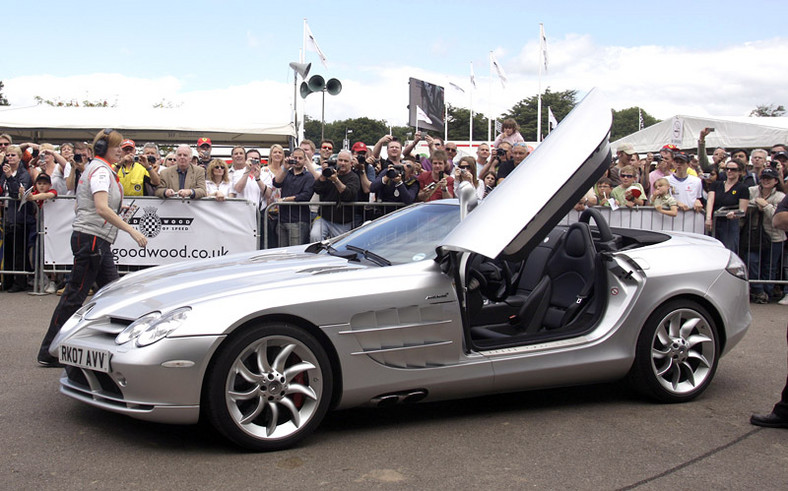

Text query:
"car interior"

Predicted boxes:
[[464, 208, 670, 349]]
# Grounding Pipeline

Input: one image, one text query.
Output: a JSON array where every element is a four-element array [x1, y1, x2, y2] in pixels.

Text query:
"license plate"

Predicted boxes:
[[59, 344, 111, 373]]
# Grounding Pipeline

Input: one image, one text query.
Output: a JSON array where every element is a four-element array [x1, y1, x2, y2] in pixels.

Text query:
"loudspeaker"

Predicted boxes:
[[326, 78, 342, 96], [300, 75, 326, 99], [288, 61, 311, 79]]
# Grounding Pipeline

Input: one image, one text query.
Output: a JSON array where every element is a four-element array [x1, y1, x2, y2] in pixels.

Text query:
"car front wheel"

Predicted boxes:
[[629, 300, 719, 403], [205, 323, 333, 451]]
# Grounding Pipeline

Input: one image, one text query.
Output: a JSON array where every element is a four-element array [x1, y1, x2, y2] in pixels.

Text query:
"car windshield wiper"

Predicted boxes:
[[344, 244, 391, 267]]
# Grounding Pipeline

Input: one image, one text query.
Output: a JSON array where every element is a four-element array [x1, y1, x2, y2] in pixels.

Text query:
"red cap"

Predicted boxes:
[[351, 142, 368, 152], [121, 139, 135, 149], [661, 144, 678, 151], [197, 137, 212, 147]]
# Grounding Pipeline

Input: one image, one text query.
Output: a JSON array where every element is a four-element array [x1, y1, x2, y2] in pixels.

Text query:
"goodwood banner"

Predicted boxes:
[[42, 197, 258, 266]]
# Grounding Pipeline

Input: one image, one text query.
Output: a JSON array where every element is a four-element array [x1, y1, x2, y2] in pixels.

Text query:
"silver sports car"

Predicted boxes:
[[51, 91, 751, 451]]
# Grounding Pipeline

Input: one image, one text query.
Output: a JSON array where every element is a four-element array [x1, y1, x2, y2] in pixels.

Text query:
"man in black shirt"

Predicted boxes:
[[309, 150, 360, 242], [273, 148, 315, 246]]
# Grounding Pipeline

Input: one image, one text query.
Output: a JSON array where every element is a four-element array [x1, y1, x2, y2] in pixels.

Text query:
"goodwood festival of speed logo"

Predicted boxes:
[[129, 206, 195, 238]]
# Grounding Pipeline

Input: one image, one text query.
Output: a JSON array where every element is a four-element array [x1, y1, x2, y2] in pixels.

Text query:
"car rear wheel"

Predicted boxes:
[[629, 300, 719, 403], [205, 323, 332, 451]]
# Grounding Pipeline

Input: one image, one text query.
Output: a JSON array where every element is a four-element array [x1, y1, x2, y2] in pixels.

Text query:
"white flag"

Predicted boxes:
[[470, 61, 477, 89], [416, 105, 433, 124], [548, 106, 558, 131], [494, 119, 503, 134], [304, 21, 328, 68], [449, 82, 465, 93], [540, 24, 548, 72], [489, 52, 508, 89]]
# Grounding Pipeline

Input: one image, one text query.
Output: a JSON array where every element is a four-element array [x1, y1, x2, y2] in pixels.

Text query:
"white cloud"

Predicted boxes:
[[4, 36, 787, 134]]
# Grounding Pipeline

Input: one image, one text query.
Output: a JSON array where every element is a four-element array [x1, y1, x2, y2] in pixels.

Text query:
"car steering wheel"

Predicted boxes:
[[579, 207, 613, 243], [468, 256, 512, 302]]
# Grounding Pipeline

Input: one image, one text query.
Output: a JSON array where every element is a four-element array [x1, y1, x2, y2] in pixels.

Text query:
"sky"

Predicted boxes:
[[3, 0, 788, 137]]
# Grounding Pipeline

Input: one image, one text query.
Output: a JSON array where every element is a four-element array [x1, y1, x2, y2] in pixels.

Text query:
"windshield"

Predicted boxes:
[[330, 202, 461, 265]]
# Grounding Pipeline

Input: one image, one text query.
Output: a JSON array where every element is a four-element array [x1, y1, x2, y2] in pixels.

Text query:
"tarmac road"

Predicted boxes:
[[1, 293, 786, 489]]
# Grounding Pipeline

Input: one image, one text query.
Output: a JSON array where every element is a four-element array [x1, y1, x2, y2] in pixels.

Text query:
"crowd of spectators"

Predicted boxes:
[[575, 133, 787, 305], [1, 128, 787, 305]]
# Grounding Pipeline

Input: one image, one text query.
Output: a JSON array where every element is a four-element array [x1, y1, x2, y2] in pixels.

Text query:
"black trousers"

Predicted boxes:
[[38, 231, 119, 357], [773, 322, 788, 418]]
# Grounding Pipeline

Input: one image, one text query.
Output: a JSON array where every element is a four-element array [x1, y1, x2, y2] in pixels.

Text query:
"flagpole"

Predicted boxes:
[[469, 62, 474, 148], [487, 52, 493, 144], [537, 23, 543, 142], [444, 102, 448, 143]]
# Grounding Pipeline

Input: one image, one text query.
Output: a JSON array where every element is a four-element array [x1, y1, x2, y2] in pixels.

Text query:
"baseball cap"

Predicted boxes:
[[760, 168, 779, 180], [197, 137, 212, 147], [673, 151, 689, 162], [35, 173, 52, 183], [772, 151, 788, 160], [120, 139, 135, 149], [351, 142, 368, 152], [617, 143, 635, 155], [661, 144, 679, 152]]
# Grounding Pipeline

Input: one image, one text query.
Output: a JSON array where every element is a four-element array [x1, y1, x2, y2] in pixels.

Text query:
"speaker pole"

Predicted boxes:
[[321, 89, 326, 141]]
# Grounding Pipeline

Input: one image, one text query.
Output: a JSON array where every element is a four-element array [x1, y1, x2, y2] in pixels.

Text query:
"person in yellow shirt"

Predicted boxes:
[[115, 139, 160, 196]]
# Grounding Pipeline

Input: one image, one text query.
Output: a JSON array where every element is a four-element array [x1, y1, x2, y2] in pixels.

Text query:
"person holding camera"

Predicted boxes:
[[115, 139, 160, 196], [310, 150, 360, 242], [417, 149, 454, 202], [496, 143, 529, 185], [273, 148, 315, 246], [1, 144, 36, 292], [479, 141, 512, 179], [453, 156, 484, 199], [370, 160, 419, 212], [66, 142, 90, 195]]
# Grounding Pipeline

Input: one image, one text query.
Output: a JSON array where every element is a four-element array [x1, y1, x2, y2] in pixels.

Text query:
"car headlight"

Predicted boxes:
[[115, 307, 191, 347], [725, 252, 748, 281], [50, 302, 96, 349]]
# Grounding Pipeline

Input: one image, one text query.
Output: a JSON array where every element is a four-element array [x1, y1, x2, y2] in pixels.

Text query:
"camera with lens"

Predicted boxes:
[[286, 157, 297, 166], [133, 156, 140, 163], [386, 164, 405, 180], [74, 154, 83, 164], [146, 155, 156, 164], [322, 167, 335, 178], [250, 158, 260, 166], [496, 148, 507, 157]]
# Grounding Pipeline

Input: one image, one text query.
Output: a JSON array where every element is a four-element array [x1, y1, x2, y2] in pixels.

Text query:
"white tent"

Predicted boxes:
[[612, 115, 788, 153], [0, 105, 295, 146]]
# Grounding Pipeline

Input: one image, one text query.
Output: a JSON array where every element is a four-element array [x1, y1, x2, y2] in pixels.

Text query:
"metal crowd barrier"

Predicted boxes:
[[2, 196, 785, 295]]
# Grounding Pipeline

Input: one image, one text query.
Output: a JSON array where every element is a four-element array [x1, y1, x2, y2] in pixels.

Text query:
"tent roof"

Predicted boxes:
[[0, 105, 295, 146], [612, 115, 788, 153]]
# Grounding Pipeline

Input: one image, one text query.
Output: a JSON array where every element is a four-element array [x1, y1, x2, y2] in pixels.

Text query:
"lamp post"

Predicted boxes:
[[344, 128, 353, 150]]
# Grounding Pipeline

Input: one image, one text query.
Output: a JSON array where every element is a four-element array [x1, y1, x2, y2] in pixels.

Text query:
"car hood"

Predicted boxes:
[[85, 248, 365, 320], [439, 89, 612, 260]]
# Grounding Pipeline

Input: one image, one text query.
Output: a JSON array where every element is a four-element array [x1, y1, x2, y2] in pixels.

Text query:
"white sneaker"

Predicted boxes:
[[45, 281, 57, 294], [779, 294, 788, 306]]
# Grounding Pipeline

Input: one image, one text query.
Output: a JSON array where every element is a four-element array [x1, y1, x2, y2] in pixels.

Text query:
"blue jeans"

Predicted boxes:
[[748, 242, 784, 296], [310, 218, 352, 242]]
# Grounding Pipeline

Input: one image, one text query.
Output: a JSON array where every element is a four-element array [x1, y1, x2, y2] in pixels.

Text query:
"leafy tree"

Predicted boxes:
[[446, 104, 488, 141], [304, 116, 411, 148], [749, 104, 786, 117], [611, 107, 660, 141], [0, 81, 8, 106], [34, 95, 114, 107], [499, 88, 578, 141]]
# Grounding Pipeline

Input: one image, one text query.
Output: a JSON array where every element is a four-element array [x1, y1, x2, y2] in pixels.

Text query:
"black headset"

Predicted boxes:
[[93, 128, 113, 156]]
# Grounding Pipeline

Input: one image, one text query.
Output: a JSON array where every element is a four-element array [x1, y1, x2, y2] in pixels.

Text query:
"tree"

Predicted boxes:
[[304, 116, 411, 148], [500, 88, 578, 141], [446, 104, 488, 141], [611, 107, 660, 141], [0, 80, 9, 106], [749, 104, 786, 117]]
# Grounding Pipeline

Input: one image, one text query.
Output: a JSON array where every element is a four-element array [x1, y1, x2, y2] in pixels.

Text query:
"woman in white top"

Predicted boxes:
[[453, 156, 485, 199], [205, 158, 232, 201]]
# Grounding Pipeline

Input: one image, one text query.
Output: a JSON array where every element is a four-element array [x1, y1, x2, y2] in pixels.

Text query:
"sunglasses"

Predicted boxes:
[[459, 165, 470, 170], [725, 167, 739, 171], [166, 157, 177, 161], [0, 142, 10, 147], [620, 174, 635, 178], [321, 146, 333, 150], [446, 148, 457, 152]]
